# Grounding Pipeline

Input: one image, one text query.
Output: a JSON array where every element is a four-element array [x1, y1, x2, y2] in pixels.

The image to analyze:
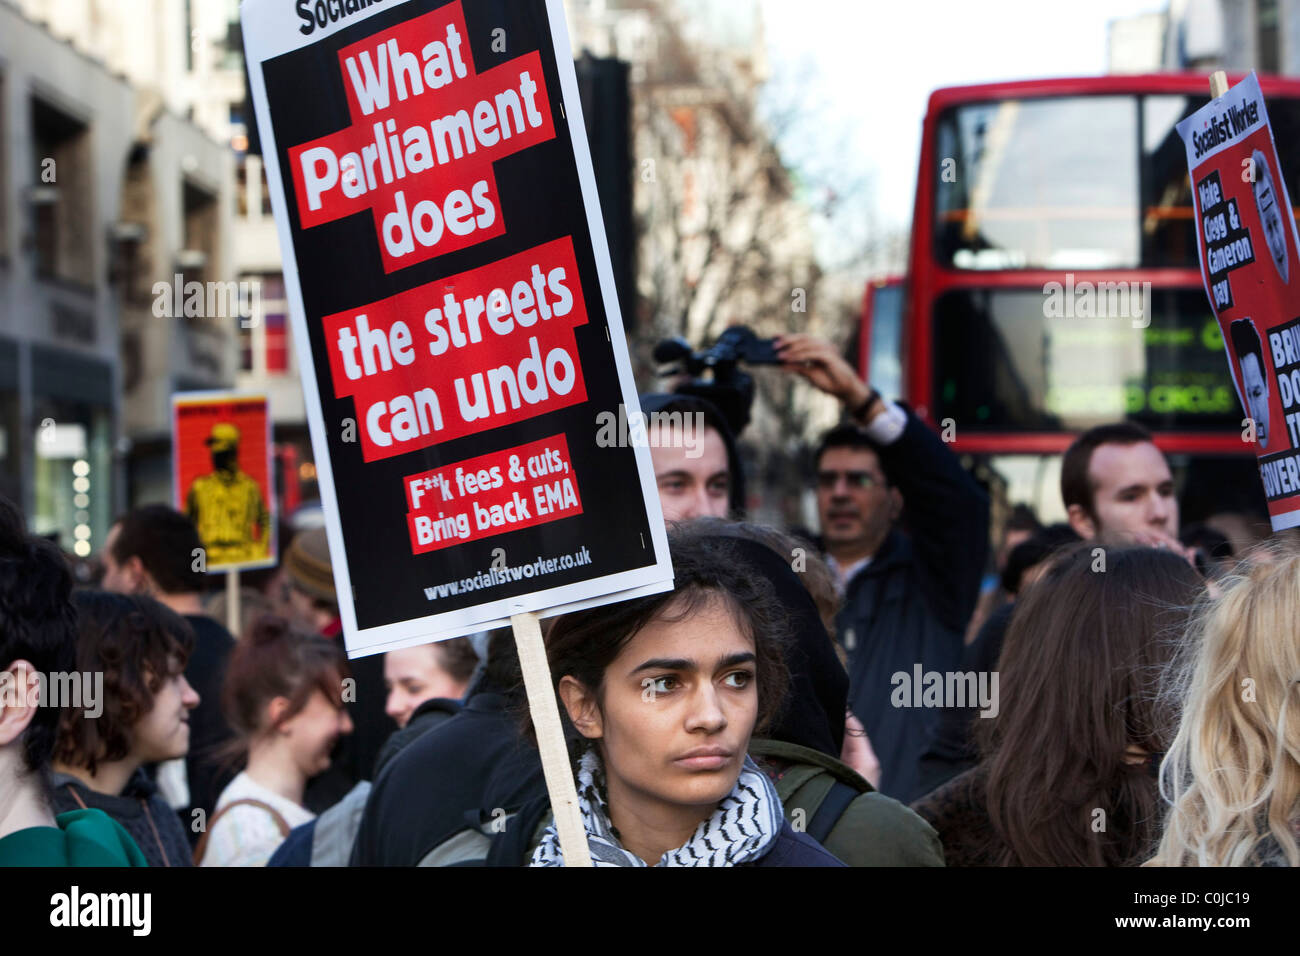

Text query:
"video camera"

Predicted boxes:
[[652, 326, 782, 437]]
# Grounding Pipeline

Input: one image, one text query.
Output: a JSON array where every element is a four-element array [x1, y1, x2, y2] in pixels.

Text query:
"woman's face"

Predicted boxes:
[[384, 645, 461, 728], [566, 594, 759, 816], [280, 687, 353, 778], [132, 660, 199, 764]]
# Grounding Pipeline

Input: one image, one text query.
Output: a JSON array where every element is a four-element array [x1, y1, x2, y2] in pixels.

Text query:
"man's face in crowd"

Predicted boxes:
[[1073, 441, 1178, 541], [650, 425, 730, 522], [816, 446, 898, 558], [1241, 352, 1270, 448]]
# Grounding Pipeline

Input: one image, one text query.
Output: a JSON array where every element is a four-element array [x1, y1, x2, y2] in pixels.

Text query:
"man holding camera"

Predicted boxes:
[[776, 334, 989, 803]]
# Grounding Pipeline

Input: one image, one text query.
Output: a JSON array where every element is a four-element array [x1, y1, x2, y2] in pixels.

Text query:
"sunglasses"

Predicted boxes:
[[816, 470, 884, 491]]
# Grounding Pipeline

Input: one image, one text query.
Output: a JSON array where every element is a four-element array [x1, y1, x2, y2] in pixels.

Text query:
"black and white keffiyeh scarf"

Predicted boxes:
[[529, 748, 783, 867]]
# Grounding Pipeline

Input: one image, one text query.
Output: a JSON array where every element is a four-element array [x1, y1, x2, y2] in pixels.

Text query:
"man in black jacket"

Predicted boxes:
[[349, 630, 543, 866], [776, 334, 989, 804]]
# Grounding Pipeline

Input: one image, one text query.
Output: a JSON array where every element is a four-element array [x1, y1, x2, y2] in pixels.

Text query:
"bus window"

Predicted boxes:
[[1140, 93, 1300, 264], [935, 96, 1140, 270], [1143, 92, 1300, 268], [933, 288, 1239, 432], [1142, 95, 1209, 267], [867, 282, 903, 401]]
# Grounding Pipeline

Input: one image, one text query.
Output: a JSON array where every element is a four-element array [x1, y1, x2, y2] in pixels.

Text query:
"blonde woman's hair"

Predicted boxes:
[[1149, 544, 1300, 866]]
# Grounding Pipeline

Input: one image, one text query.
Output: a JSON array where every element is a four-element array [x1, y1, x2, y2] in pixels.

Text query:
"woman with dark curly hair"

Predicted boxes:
[[51, 591, 200, 867]]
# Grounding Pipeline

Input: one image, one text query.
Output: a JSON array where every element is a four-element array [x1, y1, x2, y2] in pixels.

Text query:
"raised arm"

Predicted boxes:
[[776, 333, 989, 630]]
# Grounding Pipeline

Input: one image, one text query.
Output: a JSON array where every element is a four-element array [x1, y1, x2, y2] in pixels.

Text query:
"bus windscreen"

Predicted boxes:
[[935, 93, 1300, 271], [933, 288, 1241, 431]]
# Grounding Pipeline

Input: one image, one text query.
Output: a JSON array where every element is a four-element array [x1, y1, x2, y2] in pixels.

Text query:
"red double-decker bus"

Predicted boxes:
[[861, 73, 1300, 526]]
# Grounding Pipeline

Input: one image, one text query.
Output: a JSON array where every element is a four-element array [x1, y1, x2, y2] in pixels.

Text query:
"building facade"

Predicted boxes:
[[565, 0, 832, 525], [1110, 0, 1300, 75], [1, 0, 233, 549]]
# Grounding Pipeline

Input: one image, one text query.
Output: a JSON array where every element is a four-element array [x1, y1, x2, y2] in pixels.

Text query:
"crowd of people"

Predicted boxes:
[[1, 333, 1297, 868]]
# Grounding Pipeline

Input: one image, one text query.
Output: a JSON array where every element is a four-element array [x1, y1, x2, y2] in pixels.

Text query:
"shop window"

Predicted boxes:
[[30, 96, 93, 285], [181, 178, 217, 287]]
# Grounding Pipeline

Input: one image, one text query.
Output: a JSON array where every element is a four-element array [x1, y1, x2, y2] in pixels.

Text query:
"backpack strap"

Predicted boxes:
[[485, 795, 553, 867], [807, 780, 859, 845], [194, 798, 292, 865]]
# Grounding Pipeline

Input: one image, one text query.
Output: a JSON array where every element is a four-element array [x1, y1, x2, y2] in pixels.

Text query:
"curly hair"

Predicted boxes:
[[55, 591, 194, 775]]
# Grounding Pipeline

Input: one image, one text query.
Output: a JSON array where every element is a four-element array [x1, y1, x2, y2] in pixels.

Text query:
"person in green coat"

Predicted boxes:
[[0, 494, 146, 867], [0, 809, 147, 867]]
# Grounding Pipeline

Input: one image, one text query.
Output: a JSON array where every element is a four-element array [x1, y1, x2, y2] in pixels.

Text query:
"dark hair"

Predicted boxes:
[[221, 614, 350, 761], [978, 544, 1203, 866], [1000, 523, 1080, 594], [642, 394, 733, 442], [1179, 522, 1233, 561], [1060, 422, 1155, 519], [813, 424, 890, 484], [1230, 318, 1264, 365], [55, 591, 195, 775], [478, 627, 521, 696], [533, 527, 790, 758], [111, 505, 205, 594], [688, 516, 841, 642], [1004, 503, 1042, 536], [0, 494, 77, 773], [432, 637, 479, 684]]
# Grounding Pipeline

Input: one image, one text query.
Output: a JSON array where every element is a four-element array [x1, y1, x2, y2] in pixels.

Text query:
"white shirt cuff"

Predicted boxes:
[[862, 401, 907, 445]]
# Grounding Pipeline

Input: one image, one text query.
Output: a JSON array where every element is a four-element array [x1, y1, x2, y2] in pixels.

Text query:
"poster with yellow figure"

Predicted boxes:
[[172, 392, 277, 571]]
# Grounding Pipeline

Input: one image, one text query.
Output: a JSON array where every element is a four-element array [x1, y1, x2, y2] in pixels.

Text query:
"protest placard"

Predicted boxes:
[[172, 391, 277, 572], [1179, 71, 1300, 530], [240, 0, 672, 658]]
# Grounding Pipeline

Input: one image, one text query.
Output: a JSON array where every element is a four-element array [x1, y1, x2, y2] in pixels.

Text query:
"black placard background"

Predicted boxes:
[[259, 0, 653, 632]]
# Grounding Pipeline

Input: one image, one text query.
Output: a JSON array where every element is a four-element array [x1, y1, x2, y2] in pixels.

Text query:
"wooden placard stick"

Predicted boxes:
[[1210, 70, 1229, 98], [511, 610, 593, 867], [226, 568, 241, 638]]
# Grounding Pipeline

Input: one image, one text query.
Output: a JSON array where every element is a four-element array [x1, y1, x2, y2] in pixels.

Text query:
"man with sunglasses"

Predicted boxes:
[[777, 334, 989, 803]]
